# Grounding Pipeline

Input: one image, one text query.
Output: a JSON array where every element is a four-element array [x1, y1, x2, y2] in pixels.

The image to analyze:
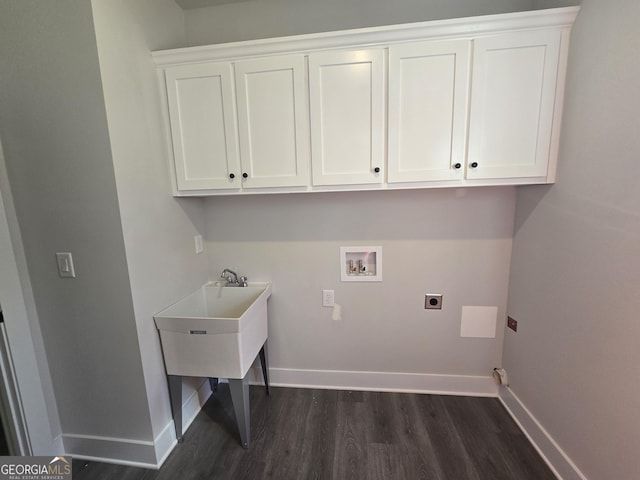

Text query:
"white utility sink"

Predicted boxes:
[[154, 281, 271, 379]]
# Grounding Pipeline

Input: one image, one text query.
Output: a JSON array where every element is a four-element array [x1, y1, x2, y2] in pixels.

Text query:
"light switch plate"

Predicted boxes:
[[56, 252, 76, 278]]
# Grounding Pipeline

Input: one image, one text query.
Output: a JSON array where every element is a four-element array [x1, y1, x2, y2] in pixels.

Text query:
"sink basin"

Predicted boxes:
[[154, 281, 271, 379]]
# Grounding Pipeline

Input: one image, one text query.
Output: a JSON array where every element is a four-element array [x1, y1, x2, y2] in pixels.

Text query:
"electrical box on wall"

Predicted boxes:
[[340, 246, 382, 282]]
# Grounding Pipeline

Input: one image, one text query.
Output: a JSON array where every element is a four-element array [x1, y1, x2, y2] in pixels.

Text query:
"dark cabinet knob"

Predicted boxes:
[[470, 162, 478, 168], [374, 167, 380, 173], [242, 172, 248, 178], [229, 173, 235, 179], [454, 163, 461, 169]]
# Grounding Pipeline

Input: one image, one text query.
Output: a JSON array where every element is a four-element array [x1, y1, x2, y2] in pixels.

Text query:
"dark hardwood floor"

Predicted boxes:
[[72, 385, 556, 480]]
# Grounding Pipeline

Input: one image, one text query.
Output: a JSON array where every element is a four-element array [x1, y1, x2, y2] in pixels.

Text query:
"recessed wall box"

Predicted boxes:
[[340, 246, 382, 282], [425, 294, 443, 310]]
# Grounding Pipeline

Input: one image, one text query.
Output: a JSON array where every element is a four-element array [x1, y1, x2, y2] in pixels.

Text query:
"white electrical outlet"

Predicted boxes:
[[322, 290, 335, 307], [194, 235, 204, 254]]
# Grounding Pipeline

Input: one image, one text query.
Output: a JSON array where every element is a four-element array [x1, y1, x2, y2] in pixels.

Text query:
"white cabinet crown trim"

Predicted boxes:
[[152, 7, 578, 65]]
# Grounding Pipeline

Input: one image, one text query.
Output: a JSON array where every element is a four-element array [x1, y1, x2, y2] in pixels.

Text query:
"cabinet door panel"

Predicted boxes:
[[235, 55, 310, 188], [388, 40, 470, 183], [165, 63, 240, 190], [468, 30, 561, 180], [309, 49, 384, 186]]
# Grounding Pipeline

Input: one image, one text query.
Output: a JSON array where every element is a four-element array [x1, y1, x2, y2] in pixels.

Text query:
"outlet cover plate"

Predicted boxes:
[[322, 290, 335, 307], [194, 235, 204, 254], [425, 294, 442, 310]]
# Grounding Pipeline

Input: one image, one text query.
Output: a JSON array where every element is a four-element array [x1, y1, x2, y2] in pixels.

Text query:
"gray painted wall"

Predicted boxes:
[[0, 0, 152, 443], [91, 0, 210, 445], [505, 0, 640, 478], [533, 0, 579, 8], [1, 0, 216, 461], [0, 141, 61, 454], [205, 188, 516, 382], [184, 0, 535, 45]]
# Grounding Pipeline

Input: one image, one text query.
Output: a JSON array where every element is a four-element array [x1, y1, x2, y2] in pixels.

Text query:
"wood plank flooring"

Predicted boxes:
[[72, 385, 556, 480]]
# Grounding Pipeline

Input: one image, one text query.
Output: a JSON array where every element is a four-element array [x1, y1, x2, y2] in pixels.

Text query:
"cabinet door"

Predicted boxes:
[[388, 40, 470, 183], [308, 49, 384, 186], [165, 62, 240, 190], [234, 55, 310, 188], [467, 30, 561, 180]]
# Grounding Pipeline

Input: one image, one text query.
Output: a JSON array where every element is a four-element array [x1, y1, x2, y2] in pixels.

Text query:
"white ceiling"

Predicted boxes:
[[175, 0, 253, 9]]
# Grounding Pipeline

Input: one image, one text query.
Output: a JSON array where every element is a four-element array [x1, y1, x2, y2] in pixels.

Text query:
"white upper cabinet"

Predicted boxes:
[[388, 40, 470, 183], [154, 7, 578, 195], [234, 55, 310, 188], [164, 62, 240, 191], [308, 49, 385, 186], [467, 29, 562, 181]]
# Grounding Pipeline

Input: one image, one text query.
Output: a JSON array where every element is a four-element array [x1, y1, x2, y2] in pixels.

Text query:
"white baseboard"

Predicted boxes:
[[44, 434, 65, 457], [65, 379, 213, 469], [153, 421, 178, 469], [269, 367, 498, 397], [180, 378, 214, 433], [62, 433, 160, 469], [498, 386, 587, 480]]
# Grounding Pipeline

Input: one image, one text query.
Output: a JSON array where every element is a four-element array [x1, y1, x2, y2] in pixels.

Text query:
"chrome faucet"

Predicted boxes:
[[220, 268, 248, 287]]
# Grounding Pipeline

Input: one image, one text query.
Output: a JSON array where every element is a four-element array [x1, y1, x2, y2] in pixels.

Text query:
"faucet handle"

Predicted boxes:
[[239, 276, 248, 287]]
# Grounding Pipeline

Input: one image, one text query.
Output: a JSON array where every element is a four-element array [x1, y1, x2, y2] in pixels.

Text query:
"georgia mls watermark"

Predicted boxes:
[[0, 456, 72, 480]]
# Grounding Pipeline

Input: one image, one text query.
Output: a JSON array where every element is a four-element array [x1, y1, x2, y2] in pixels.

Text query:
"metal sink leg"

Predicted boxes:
[[229, 376, 250, 449], [167, 375, 184, 443], [259, 343, 269, 395], [209, 377, 219, 393]]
